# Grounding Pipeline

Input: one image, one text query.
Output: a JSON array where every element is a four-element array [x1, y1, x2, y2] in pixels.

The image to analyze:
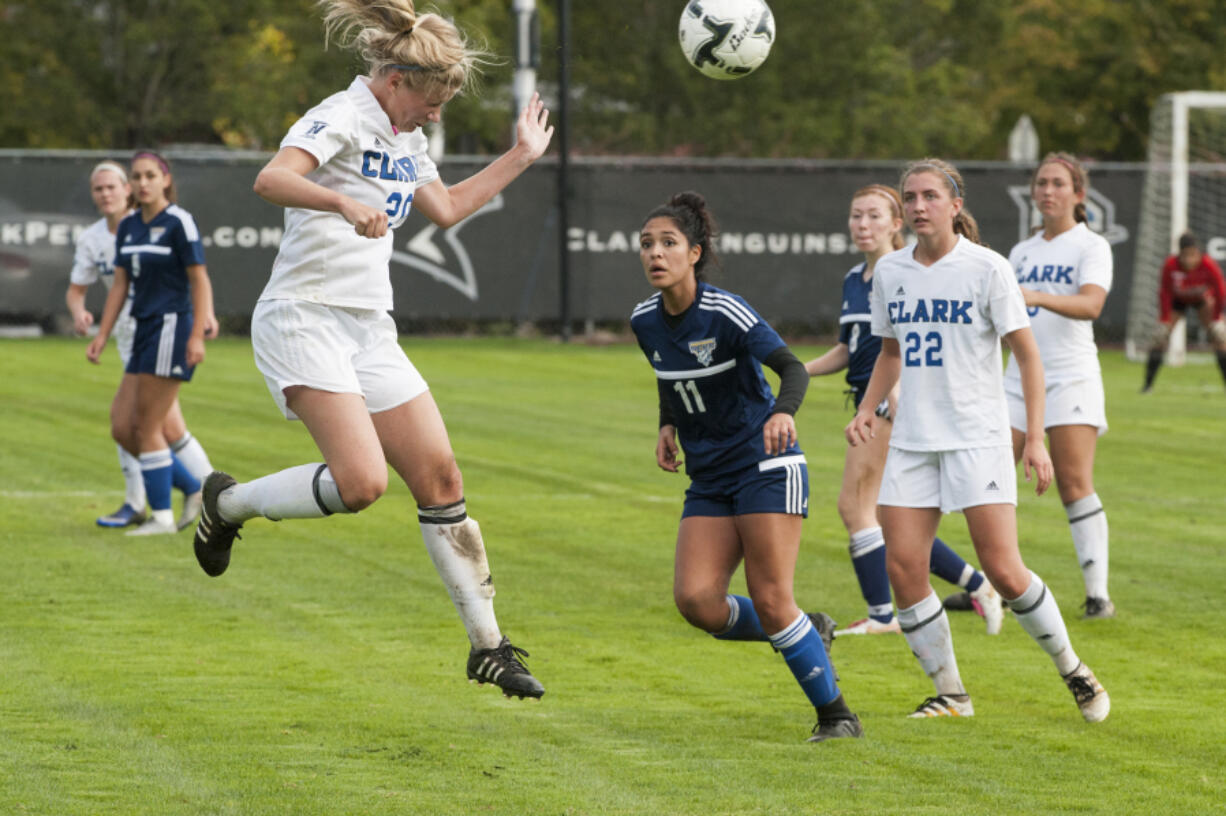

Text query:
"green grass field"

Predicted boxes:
[[2, 336, 1224, 815]]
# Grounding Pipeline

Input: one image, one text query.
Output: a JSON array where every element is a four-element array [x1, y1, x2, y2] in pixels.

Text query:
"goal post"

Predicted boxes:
[[1125, 91, 1226, 363]]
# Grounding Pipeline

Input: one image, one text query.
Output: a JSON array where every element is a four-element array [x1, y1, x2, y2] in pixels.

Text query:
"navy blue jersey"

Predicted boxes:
[[630, 282, 800, 479], [114, 205, 206, 319], [838, 262, 879, 387]]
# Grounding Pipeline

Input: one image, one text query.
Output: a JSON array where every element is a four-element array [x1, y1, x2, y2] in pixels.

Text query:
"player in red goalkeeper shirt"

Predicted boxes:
[[1142, 231, 1226, 392]]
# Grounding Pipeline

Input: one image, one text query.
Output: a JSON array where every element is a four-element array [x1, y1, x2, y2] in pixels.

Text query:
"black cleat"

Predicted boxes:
[[193, 471, 243, 577], [943, 591, 974, 611], [467, 636, 545, 699], [807, 713, 863, 743], [1081, 596, 1116, 620]]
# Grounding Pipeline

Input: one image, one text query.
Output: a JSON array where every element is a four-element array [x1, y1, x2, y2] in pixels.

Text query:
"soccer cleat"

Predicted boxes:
[[176, 490, 203, 531], [1062, 662, 1110, 722], [467, 636, 545, 699], [193, 471, 242, 577], [807, 714, 863, 743], [97, 503, 146, 528], [908, 694, 974, 718], [971, 581, 1005, 635], [835, 616, 901, 636], [808, 611, 837, 654], [125, 516, 178, 536], [943, 591, 974, 611], [1081, 597, 1116, 620]]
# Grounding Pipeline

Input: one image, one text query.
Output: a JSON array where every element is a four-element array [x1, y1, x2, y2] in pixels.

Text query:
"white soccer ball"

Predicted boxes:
[[678, 0, 775, 80]]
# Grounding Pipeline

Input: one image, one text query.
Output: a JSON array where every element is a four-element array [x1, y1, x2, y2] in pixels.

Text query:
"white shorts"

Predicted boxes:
[[114, 299, 135, 367], [879, 445, 1017, 513], [1006, 377, 1107, 435], [251, 299, 429, 420]]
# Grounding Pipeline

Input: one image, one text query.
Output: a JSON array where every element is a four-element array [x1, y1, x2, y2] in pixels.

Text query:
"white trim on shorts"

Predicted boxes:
[[155, 312, 178, 377], [759, 454, 807, 515]]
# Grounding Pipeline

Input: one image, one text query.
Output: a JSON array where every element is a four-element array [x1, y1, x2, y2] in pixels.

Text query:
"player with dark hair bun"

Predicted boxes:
[[630, 191, 863, 743]]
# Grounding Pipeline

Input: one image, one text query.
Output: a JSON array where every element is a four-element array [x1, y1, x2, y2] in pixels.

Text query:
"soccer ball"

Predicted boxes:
[[678, 0, 775, 80]]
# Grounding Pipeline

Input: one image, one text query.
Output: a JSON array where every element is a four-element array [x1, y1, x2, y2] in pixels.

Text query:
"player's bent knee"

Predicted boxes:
[[674, 589, 725, 633], [336, 472, 388, 512]]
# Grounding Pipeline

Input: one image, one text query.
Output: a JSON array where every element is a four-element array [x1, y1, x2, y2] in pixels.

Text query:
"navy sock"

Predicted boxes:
[[771, 612, 839, 708], [713, 595, 769, 641], [849, 528, 894, 623], [930, 538, 984, 591]]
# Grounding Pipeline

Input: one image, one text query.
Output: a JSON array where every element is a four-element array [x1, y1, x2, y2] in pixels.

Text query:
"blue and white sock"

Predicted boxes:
[[714, 594, 769, 641], [1066, 494, 1109, 600], [1007, 571, 1079, 675], [170, 453, 202, 496], [169, 430, 212, 482], [849, 527, 895, 622], [770, 611, 839, 708], [929, 537, 984, 592], [139, 448, 174, 526]]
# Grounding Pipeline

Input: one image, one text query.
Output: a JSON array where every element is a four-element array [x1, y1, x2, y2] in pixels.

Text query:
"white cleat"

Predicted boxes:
[[835, 616, 902, 636], [177, 490, 203, 531], [908, 694, 974, 718], [126, 517, 179, 536], [1063, 662, 1110, 723], [971, 581, 1005, 635]]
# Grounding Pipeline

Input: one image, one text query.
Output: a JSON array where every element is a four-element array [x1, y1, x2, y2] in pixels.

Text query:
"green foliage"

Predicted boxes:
[[4, 0, 1226, 157], [2, 336, 1226, 814]]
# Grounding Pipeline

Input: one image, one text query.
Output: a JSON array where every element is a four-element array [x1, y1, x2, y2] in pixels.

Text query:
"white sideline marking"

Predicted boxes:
[[0, 490, 122, 498]]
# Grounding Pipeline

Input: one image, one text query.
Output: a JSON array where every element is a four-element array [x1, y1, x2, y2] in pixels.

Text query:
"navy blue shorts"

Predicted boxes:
[[127, 311, 196, 381], [682, 454, 809, 518]]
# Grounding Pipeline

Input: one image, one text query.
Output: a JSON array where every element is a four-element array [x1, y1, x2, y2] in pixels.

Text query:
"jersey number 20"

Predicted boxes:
[[903, 331, 943, 367]]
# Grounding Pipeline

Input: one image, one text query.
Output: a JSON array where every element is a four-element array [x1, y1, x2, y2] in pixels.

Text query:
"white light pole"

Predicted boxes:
[[512, 0, 539, 142]]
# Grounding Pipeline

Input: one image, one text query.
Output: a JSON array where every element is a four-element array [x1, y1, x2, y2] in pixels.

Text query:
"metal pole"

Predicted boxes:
[[557, 0, 572, 341], [511, 0, 539, 143]]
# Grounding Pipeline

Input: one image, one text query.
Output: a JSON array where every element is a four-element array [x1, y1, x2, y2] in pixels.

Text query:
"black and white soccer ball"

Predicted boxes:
[[678, 0, 775, 80]]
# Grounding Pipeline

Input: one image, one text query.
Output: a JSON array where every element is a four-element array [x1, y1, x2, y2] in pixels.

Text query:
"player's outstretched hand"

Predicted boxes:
[[844, 410, 876, 447], [1021, 434, 1053, 496], [515, 92, 554, 162], [656, 424, 682, 473], [763, 412, 796, 456]]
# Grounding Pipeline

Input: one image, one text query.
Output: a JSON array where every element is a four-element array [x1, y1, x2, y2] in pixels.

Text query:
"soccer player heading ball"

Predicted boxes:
[[191, 0, 554, 700], [845, 159, 1110, 722], [631, 191, 862, 743]]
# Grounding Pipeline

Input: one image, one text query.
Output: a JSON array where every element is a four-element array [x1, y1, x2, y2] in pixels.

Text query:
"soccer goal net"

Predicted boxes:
[[1126, 92, 1226, 362]]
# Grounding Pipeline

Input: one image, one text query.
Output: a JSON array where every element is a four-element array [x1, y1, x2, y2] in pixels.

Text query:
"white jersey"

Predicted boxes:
[[1004, 222, 1112, 386], [71, 215, 135, 361], [871, 236, 1030, 451], [259, 76, 440, 311]]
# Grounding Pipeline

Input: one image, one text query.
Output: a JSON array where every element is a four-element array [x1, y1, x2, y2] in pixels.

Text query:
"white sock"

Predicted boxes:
[[419, 502, 501, 651], [217, 463, 351, 523], [1006, 571, 1080, 675], [169, 431, 213, 482], [151, 508, 175, 527], [117, 444, 145, 508], [1066, 493, 1109, 600], [898, 591, 965, 697]]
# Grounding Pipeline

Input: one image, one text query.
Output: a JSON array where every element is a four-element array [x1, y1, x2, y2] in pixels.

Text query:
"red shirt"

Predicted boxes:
[[1159, 254, 1226, 322]]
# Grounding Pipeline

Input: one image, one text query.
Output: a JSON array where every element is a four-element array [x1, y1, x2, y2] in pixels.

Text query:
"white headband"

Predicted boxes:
[[90, 160, 129, 184]]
